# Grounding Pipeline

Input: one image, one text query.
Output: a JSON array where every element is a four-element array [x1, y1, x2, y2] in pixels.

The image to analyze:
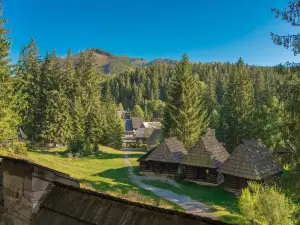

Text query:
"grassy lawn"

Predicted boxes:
[[0, 146, 180, 210], [142, 179, 250, 225]]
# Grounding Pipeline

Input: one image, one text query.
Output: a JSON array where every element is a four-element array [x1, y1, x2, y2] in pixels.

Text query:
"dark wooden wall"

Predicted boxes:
[[140, 161, 178, 175], [185, 165, 221, 184]]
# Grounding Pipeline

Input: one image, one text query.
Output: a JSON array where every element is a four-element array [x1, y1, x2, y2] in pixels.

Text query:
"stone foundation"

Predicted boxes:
[[1, 160, 52, 225], [0, 157, 79, 225]]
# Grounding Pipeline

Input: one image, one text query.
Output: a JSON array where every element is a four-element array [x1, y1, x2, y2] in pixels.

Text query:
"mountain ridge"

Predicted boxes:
[[68, 48, 180, 74]]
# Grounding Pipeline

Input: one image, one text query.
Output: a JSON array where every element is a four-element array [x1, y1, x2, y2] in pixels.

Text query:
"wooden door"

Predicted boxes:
[[197, 167, 206, 180]]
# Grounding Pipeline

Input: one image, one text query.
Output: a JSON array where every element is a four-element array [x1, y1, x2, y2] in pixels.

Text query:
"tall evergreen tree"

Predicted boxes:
[[163, 54, 208, 148], [40, 51, 72, 145], [220, 58, 255, 151], [15, 38, 41, 140], [131, 104, 144, 118], [0, 3, 18, 141], [271, 0, 300, 55]]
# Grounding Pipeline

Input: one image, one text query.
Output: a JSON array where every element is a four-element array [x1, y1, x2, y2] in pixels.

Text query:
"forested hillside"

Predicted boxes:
[[61, 48, 180, 75], [104, 57, 289, 150]]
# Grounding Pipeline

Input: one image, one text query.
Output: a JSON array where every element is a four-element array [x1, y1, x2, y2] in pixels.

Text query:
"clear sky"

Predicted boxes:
[[4, 0, 299, 65]]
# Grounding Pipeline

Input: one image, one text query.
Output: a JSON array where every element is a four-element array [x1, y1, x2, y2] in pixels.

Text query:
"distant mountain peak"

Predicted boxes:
[[68, 48, 179, 75]]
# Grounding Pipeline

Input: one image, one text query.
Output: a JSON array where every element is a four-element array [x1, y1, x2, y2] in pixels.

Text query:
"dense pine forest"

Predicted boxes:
[[105, 57, 290, 151]]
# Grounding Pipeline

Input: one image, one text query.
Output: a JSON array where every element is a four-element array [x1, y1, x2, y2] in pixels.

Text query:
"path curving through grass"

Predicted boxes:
[[123, 151, 217, 219]]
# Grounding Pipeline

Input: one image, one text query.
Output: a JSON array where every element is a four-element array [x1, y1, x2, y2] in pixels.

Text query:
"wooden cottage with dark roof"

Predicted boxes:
[[218, 140, 282, 193], [131, 117, 144, 134], [138, 137, 187, 178], [181, 129, 229, 186]]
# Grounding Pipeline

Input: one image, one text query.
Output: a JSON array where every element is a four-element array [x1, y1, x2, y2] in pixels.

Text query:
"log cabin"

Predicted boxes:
[[131, 117, 144, 134], [138, 137, 187, 179], [181, 129, 229, 186], [218, 140, 282, 194], [135, 127, 162, 148], [0, 155, 230, 225]]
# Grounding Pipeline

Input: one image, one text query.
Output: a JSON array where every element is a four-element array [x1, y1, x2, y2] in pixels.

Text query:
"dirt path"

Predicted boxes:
[[123, 153, 216, 219]]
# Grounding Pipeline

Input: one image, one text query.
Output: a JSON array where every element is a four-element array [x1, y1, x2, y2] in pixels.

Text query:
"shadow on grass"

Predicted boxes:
[[80, 166, 182, 210], [81, 167, 138, 194], [142, 179, 248, 223], [90, 166, 139, 192], [29, 149, 143, 160]]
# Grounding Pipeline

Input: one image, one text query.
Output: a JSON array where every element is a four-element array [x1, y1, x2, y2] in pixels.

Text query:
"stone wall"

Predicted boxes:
[[0, 158, 79, 225], [1, 160, 52, 225]]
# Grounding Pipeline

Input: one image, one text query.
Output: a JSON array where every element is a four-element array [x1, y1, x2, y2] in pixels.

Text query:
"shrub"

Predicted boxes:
[[239, 182, 297, 225], [67, 136, 97, 156], [67, 135, 85, 154], [10, 142, 27, 155]]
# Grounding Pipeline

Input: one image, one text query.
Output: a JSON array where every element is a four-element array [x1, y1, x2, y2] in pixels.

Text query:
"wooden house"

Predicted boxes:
[[218, 140, 282, 193], [135, 127, 162, 147], [0, 155, 230, 225], [181, 129, 230, 186], [138, 137, 187, 179], [131, 117, 144, 134]]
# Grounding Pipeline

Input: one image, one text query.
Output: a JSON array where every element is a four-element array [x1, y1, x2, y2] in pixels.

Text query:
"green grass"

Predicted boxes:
[[142, 180, 250, 225], [1, 146, 180, 210]]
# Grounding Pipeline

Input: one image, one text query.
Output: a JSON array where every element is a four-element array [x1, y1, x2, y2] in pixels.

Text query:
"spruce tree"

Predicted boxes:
[[15, 38, 41, 140], [163, 54, 208, 148], [131, 104, 144, 118], [40, 51, 72, 145], [0, 3, 18, 141], [220, 58, 255, 151]]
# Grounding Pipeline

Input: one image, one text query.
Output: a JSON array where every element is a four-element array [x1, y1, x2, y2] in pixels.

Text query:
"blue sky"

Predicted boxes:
[[4, 0, 299, 65]]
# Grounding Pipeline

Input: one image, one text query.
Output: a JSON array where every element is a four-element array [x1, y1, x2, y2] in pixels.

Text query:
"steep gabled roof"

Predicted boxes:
[[132, 117, 144, 129], [181, 129, 229, 168], [147, 129, 162, 146], [135, 127, 162, 144], [137, 148, 155, 162], [135, 128, 146, 138], [139, 137, 187, 163], [242, 139, 270, 155], [218, 142, 282, 180], [31, 184, 231, 225]]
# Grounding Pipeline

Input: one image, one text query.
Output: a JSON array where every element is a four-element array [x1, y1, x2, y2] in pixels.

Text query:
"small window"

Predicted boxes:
[[206, 169, 209, 174]]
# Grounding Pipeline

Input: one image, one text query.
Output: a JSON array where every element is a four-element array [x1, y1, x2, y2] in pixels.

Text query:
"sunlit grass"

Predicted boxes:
[[0, 146, 180, 210], [142, 180, 250, 224]]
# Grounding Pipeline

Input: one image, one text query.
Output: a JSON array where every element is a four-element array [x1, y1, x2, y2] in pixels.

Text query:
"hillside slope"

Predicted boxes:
[[67, 48, 179, 75]]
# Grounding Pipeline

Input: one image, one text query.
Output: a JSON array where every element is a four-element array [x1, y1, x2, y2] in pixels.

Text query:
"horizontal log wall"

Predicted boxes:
[[185, 166, 219, 184], [139, 161, 178, 176], [185, 166, 197, 179]]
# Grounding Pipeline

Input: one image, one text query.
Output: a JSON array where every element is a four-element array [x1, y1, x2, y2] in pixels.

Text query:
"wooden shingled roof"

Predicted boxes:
[[139, 137, 187, 163], [30, 184, 232, 225], [218, 140, 282, 180], [181, 129, 229, 168], [147, 129, 162, 146], [131, 117, 144, 129]]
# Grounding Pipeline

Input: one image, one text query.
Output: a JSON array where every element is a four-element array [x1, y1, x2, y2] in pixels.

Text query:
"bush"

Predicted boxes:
[[67, 135, 97, 156], [239, 182, 297, 225], [10, 142, 27, 155]]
